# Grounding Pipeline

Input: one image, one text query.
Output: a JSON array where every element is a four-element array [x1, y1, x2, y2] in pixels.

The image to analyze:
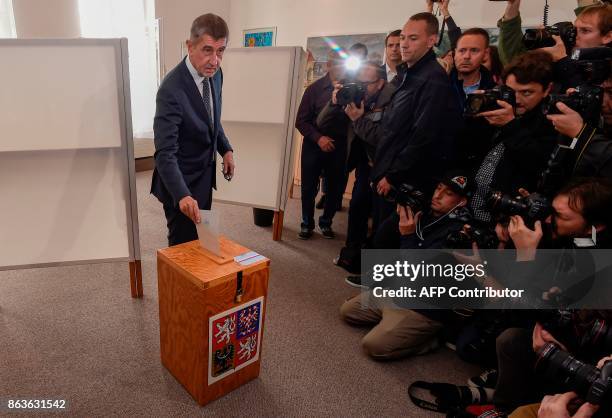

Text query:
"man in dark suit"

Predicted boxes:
[[381, 29, 401, 82], [151, 13, 234, 246]]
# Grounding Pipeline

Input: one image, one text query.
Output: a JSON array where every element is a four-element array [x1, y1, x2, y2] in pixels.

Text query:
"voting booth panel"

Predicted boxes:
[[213, 47, 305, 239], [0, 39, 142, 297]]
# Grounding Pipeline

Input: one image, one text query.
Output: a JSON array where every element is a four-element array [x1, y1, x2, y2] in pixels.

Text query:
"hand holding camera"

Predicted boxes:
[[478, 99, 516, 127], [547, 101, 586, 138], [537, 392, 599, 418], [398, 204, 422, 236], [538, 34, 569, 62], [331, 82, 343, 105], [509, 215, 543, 260], [344, 101, 365, 121]]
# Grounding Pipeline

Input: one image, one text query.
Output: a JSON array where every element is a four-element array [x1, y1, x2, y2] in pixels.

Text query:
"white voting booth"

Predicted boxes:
[[214, 47, 305, 240], [0, 39, 142, 297]]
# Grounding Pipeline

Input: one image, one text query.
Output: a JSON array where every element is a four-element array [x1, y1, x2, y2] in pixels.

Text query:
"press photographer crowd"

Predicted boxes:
[[295, 0, 612, 416]]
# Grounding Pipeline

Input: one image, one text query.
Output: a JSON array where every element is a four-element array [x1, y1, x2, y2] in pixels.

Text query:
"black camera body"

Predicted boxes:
[[523, 22, 577, 53], [488, 191, 552, 228], [543, 85, 604, 123], [537, 343, 612, 406], [465, 85, 516, 116], [336, 82, 366, 106], [446, 227, 499, 250], [387, 183, 427, 213]]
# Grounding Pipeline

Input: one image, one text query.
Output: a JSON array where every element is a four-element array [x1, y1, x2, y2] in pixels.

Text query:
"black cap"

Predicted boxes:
[[437, 170, 471, 197]]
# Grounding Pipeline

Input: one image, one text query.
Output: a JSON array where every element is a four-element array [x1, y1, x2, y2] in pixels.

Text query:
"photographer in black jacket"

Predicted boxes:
[[469, 51, 557, 224], [317, 61, 396, 271], [544, 76, 612, 182]]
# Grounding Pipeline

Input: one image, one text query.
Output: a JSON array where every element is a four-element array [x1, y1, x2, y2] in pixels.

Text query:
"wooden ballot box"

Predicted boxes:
[[157, 237, 269, 406]]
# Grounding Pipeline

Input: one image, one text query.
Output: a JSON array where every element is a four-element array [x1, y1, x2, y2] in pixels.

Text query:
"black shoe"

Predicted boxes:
[[315, 194, 326, 209], [298, 226, 313, 240], [345, 275, 369, 289], [319, 226, 335, 239]]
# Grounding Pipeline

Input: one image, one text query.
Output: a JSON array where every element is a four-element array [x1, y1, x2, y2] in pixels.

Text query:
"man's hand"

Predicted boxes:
[[440, 0, 450, 18], [539, 35, 568, 62], [532, 322, 567, 353], [509, 215, 543, 261], [377, 177, 392, 196], [538, 392, 599, 418], [597, 354, 612, 369], [179, 196, 201, 224], [398, 205, 421, 236], [332, 82, 343, 105], [478, 100, 515, 127], [345, 101, 365, 121], [503, 0, 521, 21], [547, 102, 585, 138], [317, 136, 336, 152], [222, 151, 235, 180], [495, 222, 510, 249], [426, 0, 434, 13]]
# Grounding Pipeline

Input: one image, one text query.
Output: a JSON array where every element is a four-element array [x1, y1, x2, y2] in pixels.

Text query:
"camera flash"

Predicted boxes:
[[345, 56, 361, 71]]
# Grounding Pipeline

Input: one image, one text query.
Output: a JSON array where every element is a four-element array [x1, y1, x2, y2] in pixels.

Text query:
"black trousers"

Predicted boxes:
[[300, 140, 346, 229], [346, 161, 373, 247], [163, 202, 198, 246]]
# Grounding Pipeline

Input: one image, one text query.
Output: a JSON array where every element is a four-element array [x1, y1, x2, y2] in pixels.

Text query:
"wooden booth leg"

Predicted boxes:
[[129, 260, 143, 298], [272, 210, 284, 241]]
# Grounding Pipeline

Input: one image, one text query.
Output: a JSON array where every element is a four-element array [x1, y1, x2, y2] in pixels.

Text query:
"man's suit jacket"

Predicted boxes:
[[150, 57, 232, 210]]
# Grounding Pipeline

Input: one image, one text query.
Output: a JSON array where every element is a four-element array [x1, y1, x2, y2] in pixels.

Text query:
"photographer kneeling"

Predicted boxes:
[[485, 177, 612, 411], [339, 173, 471, 360]]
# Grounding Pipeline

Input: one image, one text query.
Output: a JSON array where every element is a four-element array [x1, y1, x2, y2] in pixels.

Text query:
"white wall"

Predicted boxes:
[[155, 0, 230, 75], [228, 0, 579, 49], [13, 0, 80, 38]]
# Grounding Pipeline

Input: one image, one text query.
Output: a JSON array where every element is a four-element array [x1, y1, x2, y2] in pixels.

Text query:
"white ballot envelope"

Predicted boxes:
[[196, 209, 220, 256]]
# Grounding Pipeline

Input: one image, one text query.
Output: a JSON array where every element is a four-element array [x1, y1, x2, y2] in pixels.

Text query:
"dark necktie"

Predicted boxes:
[[202, 78, 213, 126]]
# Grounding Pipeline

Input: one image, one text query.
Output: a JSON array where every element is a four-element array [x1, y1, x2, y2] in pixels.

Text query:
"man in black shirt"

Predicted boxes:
[[295, 51, 347, 239]]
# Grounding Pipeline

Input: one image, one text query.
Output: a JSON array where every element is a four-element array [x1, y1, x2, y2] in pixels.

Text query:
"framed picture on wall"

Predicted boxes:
[[305, 32, 386, 85], [243, 27, 277, 47]]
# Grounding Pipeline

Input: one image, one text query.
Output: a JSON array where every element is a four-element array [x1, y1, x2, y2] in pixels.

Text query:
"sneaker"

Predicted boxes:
[[319, 226, 335, 239], [468, 369, 498, 389], [345, 275, 369, 289], [315, 194, 326, 209], [298, 226, 313, 240]]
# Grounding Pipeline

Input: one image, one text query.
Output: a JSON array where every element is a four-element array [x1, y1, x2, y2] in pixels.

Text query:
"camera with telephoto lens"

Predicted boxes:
[[446, 226, 499, 249], [542, 85, 604, 123], [336, 82, 366, 106], [487, 191, 552, 228], [537, 343, 612, 406], [523, 22, 577, 52], [538, 310, 612, 357], [385, 183, 427, 213], [464, 86, 516, 116]]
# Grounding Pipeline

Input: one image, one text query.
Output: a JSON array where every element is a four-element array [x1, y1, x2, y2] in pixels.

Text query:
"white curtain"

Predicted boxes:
[[0, 0, 16, 38], [78, 0, 158, 138]]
